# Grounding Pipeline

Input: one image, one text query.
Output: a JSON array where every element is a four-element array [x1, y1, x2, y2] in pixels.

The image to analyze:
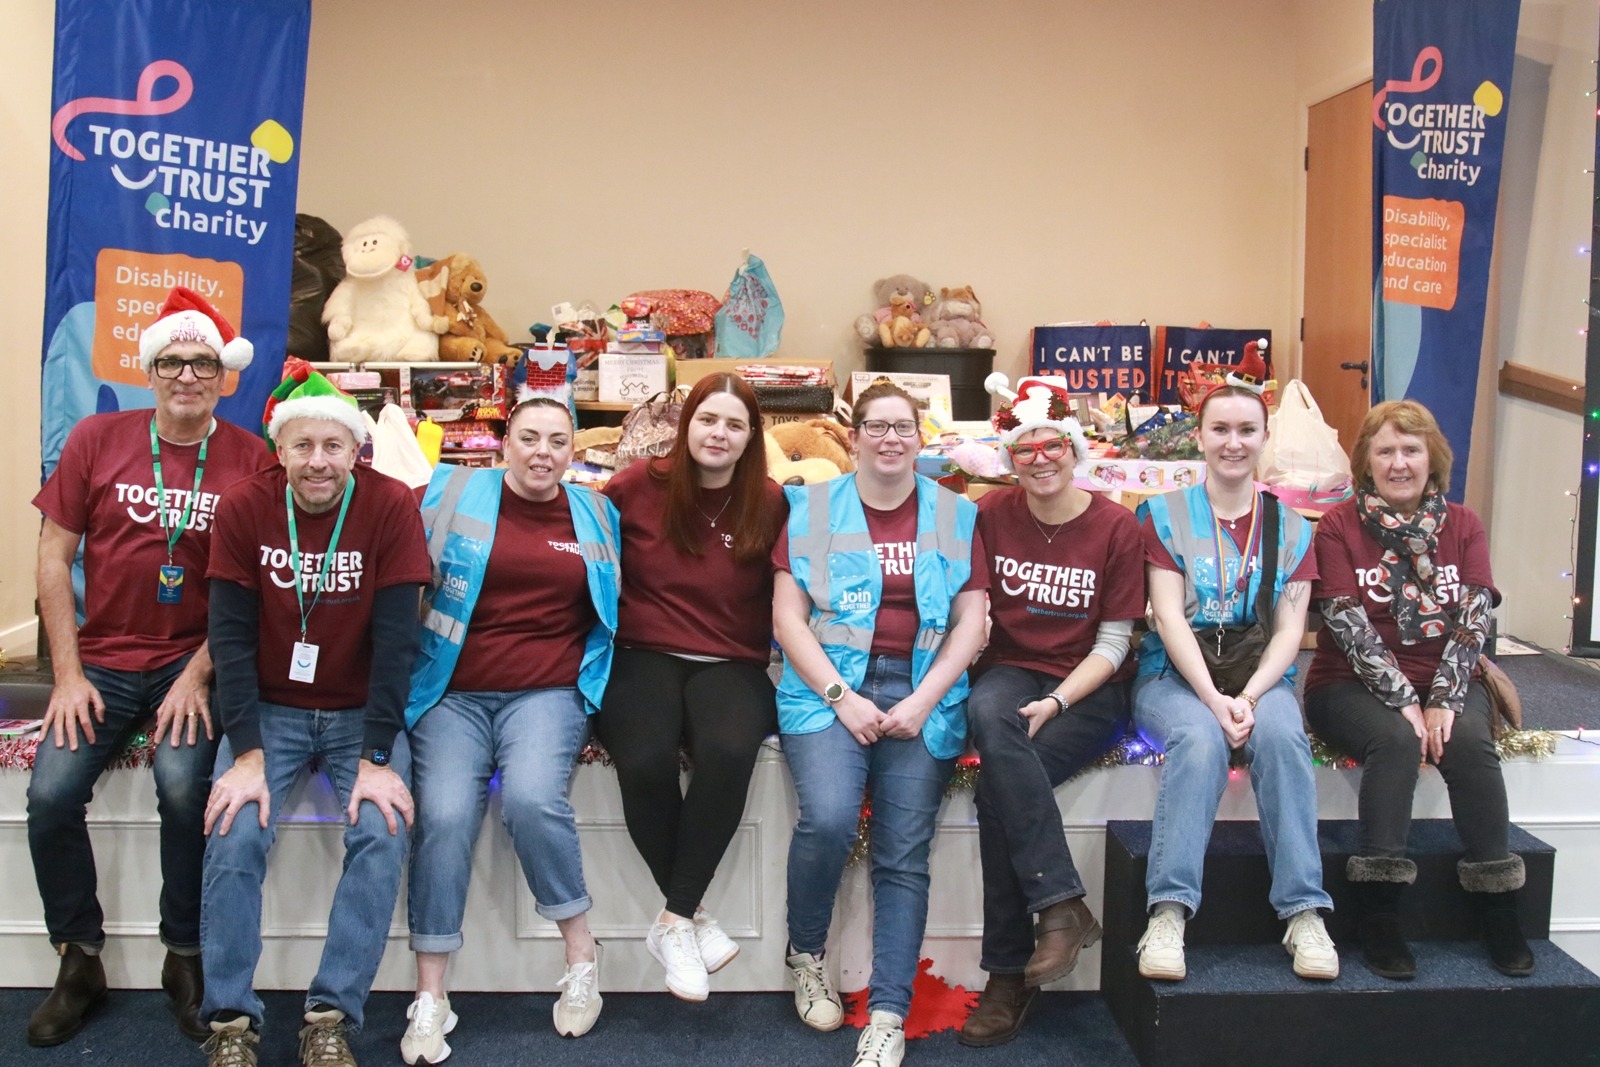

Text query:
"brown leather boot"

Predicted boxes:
[[1024, 896, 1103, 987], [162, 950, 209, 1041], [958, 972, 1036, 1047], [26, 944, 107, 1047]]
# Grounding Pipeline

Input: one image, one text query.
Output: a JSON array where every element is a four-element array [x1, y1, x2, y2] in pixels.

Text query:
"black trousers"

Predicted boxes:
[[593, 647, 778, 917], [1304, 680, 1509, 864]]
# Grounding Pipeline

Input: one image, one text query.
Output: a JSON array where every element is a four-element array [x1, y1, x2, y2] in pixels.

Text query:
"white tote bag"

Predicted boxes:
[[1259, 380, 1353, 492]]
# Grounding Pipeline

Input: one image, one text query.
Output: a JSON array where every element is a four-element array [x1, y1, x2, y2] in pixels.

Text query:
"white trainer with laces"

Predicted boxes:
[[785, 949, 842, 1032], [553, 942, 604, 1037], [1284, 909, 1340, 979], [1137, 909, 1187, 980], [693, 909, 740, 973], [647, 918, 709, 1001], [401, 992, 456, 1065], [853, 1010, 905, 1067]]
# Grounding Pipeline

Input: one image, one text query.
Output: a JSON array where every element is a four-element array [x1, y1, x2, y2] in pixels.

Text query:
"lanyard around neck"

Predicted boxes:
[[150, 418, 211, 564], [1210, 491, 1262, 623], [285, 477, 355, 642]]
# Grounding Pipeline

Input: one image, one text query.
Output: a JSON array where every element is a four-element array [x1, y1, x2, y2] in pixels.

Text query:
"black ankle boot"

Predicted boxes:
[[162, 950, 209, 1041], [26, 944, 107, 1047], [1458, 856, 1535, 977], [1475, 892, 1535, 976], [1355, 882, 1416, 980]]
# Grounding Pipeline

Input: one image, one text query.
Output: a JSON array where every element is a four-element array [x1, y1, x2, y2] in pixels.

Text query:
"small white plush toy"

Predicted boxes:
[[322, 215, 446, 362]]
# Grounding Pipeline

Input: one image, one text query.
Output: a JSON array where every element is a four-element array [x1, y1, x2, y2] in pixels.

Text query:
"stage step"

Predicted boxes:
[[1102, 819, 1554, 948], [1100, 820, 1600, 1066]]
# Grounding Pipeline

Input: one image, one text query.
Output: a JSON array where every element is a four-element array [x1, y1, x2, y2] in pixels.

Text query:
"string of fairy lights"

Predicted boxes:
[[1574, 45, 1600, 652]]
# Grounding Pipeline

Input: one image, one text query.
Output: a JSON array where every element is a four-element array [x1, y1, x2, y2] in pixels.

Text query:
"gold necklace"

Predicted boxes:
[[696, 496, 732, 528]]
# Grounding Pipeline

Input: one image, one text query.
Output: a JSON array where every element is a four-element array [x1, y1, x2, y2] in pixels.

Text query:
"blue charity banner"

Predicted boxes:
[[1151, 326, 1274, 406], [1029, 324, 1152, 397], [41, 0, 311, 477], [1372, 0, 1519, 500]]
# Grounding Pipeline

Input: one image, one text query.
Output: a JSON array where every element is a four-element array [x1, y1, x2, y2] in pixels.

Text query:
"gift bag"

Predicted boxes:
[[714, 253, 785, 360], [615, 389, 686, 472], [1259, 380, 1353, 493]]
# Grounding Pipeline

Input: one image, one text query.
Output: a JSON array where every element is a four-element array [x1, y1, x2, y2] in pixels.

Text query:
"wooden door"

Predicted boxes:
[[1302, 82, 1373, 455]]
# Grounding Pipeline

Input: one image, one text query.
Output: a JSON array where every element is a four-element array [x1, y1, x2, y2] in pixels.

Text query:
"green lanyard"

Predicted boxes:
[[285, 477, 354, 643], [150, 419, 210, 565]]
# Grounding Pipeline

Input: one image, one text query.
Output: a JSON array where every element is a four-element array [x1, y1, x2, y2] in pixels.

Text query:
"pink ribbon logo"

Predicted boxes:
[[51, 59, 194, 161], [1371, 46, 1443, 131]]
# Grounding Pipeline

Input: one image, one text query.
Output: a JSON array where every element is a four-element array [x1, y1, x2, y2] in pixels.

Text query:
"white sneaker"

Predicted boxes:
[[400, 992, 456, 1065], [1137, 909, 1187, 980], [785, 949, 842, 1032], [647, 918, 709, 1001], [853, 1010, 905, 1067], [553, 942, 603, 1037], [693, 910, 740, 973], [1284, 909, 1339, 979]]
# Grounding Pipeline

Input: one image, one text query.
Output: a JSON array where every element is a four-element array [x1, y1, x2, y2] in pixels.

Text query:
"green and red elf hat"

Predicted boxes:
[[261, 357, 368, 451]]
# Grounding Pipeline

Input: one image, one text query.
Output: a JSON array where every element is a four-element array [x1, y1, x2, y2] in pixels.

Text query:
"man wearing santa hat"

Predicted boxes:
[[196, 366, 429, 1067], [26, 288, 270, 1047]]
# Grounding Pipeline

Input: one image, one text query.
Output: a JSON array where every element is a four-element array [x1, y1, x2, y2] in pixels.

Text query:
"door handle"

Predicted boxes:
[[1339, 361, 1369, 372]]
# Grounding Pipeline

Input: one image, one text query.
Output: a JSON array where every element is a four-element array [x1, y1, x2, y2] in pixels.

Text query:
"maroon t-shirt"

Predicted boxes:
[[208, 464, 430, 710], [604, 461, 787, 666], [33, 410, 272, 671], [452, 483, 596, 690], [773, 489, 989, 659], [1306, 500, 1497, 694], [975, 488, 1147, 681]]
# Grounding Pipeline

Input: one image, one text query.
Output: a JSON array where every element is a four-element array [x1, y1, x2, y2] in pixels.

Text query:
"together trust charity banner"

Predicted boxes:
[[1372, 0, 1519, 500], [41, 0, 311, 476]]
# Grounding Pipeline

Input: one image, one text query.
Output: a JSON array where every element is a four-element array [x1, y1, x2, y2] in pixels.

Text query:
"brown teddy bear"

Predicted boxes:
[[928, 285, 994, 349], [853, 274, 933, 348], [416, 253, 521, 365], [766, 419, 855, 485]]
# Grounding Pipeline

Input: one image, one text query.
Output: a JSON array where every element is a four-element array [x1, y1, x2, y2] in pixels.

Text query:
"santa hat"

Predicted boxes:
[[984, 372, 1090, 474], [1223, 338, 1269, 393], [263, 361, 368, 451], [138, 287, 254, 372]]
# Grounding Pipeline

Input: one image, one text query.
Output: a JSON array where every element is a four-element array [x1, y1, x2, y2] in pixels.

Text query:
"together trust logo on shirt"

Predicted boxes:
[[992, 554, 1099, 609], [875, 541, 915, 577], [115, 482, 221, 529], [260, 545, 366, 592], [549, 540, 582, 556]]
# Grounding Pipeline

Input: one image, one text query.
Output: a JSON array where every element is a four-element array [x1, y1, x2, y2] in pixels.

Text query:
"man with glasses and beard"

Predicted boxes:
[[26, 288, 269, 1048]]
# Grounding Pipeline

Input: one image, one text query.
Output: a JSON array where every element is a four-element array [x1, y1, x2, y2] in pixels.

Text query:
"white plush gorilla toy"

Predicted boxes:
[[322, 215, 446, 362]]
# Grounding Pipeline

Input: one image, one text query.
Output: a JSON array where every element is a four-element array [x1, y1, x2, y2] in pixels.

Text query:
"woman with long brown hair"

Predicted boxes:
[[596, 372, 787, 1001]]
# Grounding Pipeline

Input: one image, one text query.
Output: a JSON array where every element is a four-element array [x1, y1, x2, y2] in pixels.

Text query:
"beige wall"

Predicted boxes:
[[2, 0, 1594, 653]]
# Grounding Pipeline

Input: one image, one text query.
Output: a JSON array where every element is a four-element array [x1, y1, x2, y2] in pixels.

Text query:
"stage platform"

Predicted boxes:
[[2, 732, 1596, 995]]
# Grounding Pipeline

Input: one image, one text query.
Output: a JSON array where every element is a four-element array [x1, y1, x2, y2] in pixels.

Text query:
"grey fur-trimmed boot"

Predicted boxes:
[[1347, 856, 1417, 980], [1459, 855, 1534, 977]]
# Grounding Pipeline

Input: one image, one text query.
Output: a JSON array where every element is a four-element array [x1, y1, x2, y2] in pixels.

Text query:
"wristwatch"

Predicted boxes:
[[362, 747, 391, 767], [822, 682, 849, 706]]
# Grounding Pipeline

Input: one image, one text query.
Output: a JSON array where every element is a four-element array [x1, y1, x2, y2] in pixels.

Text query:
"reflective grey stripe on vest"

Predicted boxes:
[[583, 497, 619, 564], [425, 466, 494, 577], [422, 607, 467, 644], [917, 488, 968, 560], [814, 619, 874, 651]]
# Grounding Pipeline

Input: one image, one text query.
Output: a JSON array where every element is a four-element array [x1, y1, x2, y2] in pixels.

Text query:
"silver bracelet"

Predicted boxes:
[[1045, 692, 1070, 714]]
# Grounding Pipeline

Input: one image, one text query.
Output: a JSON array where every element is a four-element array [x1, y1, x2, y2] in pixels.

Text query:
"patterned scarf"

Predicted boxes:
[[1356, 488, 1450, 644]]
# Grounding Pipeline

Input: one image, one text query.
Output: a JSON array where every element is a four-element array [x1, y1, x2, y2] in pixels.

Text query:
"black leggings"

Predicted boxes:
[[593, 647, 778, 917]]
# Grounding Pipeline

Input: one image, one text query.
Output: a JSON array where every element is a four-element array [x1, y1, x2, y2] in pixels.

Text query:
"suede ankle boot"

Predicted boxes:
[[1023, 896, 1102, 987], [958, 972, 1036, 1047], [26, 944, 107, 1047], [162, 950, 209, 1041], [1459, 856, 1535, 977], [1355, 882, 1416, 980]]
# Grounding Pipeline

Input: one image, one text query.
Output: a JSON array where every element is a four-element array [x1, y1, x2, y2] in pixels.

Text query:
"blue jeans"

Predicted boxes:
[[408, 688, 592, 952], [200, 703, 411, 1033], [27, 654, 215, 950], [1132, 672, 1331, 920], [968, 666, 1130, 972], [783, 656, 955, 1020]]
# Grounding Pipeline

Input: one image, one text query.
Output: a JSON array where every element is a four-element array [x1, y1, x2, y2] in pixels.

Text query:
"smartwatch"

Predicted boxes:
[[362, 747, 391, 767], [822, 682, 849, 706]]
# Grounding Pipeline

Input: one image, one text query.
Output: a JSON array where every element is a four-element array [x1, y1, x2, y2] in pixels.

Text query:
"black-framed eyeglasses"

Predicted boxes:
[[1007, 436, 1071, 464], [153, 356, 222, 380], [858, 419, 920, 438]]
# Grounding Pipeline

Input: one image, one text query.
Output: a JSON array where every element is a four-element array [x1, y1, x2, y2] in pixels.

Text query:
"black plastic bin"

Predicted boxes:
[[865, 347, 996, 421]]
